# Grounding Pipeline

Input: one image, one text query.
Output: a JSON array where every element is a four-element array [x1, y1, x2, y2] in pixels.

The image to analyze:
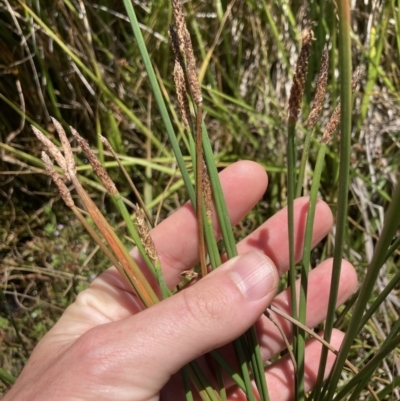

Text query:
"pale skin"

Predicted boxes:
[[4, 161, 358, 401]]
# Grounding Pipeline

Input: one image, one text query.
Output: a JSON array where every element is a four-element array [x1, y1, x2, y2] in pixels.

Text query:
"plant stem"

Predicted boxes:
[[122, 0, 195, 202], [298, 143, 327, 400], [0, 368, 16, 385], [295, 127, 313, 198], [286, 121, 298, 385], [195, 107, 207, 277], [314, 1, 352, 399]]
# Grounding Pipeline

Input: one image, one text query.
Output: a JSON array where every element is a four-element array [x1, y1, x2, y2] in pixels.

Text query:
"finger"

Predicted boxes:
[[71, 252, 279, 399], [257, 258, 357, 361], [236, 197, 333, 275], [133, 188, 331, 287], [212, 259, 357, 381], [134, 160, 268, 286], [266, 329, 344, 401], [227, 329, 345, 401], [156, 195, 333, 286]]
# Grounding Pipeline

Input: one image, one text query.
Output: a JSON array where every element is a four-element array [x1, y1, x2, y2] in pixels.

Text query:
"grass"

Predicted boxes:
[[1, 0, 400, 399]]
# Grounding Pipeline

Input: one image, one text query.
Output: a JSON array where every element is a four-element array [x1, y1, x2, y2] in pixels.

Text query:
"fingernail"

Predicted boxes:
[[229, 252, 277, 300]]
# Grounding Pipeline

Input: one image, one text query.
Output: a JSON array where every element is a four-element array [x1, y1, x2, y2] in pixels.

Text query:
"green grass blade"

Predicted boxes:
[[181, 368, 195, 401], [297, 143, 327, 399], [315, 1, 353, 399], [325, 178, 400, 400], [357, 270, 400, 332], [359, 5, 389, 126], [295, 127, 313, 198], [202, 122, 269, 400], [210, 350, 246, 392], [189, 361, 222, 401], [233, 340, 257, 401], [286, 120, 298, 374], [20, 2, 167, 156], [202, 124, 237, 259], [261, 2, 289, 69], [113, 193, 171, 298], [333, 332, 400, 401], [367, 376, 400, 401], [0, 368, 16, 385], [122, 0, 195, 203]]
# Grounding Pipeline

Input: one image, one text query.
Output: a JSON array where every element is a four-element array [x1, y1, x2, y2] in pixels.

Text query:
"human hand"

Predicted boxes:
[[4, 161, 357, 401]]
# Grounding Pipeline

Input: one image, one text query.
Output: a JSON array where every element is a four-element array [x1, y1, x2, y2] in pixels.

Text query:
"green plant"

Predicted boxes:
[[1, 0, 399, 400]]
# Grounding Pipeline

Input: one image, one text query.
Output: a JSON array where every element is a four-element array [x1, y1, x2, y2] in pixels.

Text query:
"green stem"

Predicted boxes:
[[71, 176, 160, 307], [357, 270, 400, 332], [20, 2, 167, 156], [114, 194, 155, 273], [181, 368, 194, 401], [295, 127, 313, 198], [189, 361, 222, 401], [210, 350, 246, 391], [113, 193, 170, 298], [333, 332, 400, 401], [298, 143, 327, 399], [233, 340, 257, 401], [315, 1, 352, 399], [0, 368, 16, 385], [286, 121, 298, 389], [202, 123, 237, 258], [325, 180, 400, 398], [122, 0, 194, 202], [202, 122, 269, 400]]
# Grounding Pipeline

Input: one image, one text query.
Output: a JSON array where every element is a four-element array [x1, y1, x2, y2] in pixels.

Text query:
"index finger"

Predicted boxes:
[[131, 160, 268, 287]]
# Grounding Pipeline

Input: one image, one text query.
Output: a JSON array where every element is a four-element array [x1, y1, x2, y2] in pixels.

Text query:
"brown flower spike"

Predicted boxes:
[[306, 45, 329, 128], [70, 127, 117, 196], [288, 26, 314, 123], [135, 206, 159, 267], [322, 68, 361, 144], [41, 151, 74, 208]]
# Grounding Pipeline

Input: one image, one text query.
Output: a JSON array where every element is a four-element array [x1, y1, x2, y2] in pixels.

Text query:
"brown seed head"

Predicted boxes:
[[169, 27, 190, 127], [32, 125, 68, 175], [99, 135, 111, 150], [174, 61, 190, 127], [70, 127, 117, 195], [170, 0, 186, 52], [169, 25, 182, 61], [170, 0, 202, 106], [136, 206, 159, 266], [42, 151, 74, 208], [322, 68, 361, 144], [51, 117, 76, 179], [322, 103, 341, 144], [288, 26, 313, 123], [306, 45, 329, 128], [184, 29, 202, 106]]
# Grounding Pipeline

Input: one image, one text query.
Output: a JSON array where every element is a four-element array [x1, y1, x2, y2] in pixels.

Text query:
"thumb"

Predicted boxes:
[[142, 252, 279, 374], [68, 252, 278, 400]]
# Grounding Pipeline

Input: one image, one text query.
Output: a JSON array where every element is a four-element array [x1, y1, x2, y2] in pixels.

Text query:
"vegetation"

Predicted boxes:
[[0, 0, 399, 400]]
